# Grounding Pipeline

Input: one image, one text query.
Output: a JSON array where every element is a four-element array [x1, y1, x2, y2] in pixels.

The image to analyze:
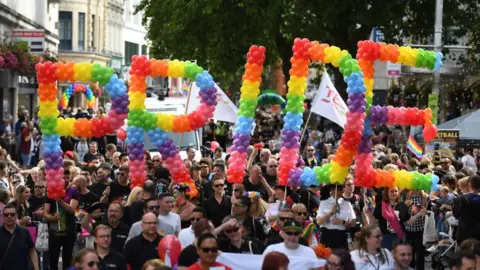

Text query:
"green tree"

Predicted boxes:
[[136, 0, 480, 98]]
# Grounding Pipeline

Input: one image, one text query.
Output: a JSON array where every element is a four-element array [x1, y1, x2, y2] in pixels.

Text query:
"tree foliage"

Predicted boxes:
[[136, 0, 480, 97]]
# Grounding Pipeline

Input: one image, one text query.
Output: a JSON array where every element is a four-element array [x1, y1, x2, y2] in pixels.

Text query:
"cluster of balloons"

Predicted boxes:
[[36, 61, 126, 199], [278, 39, 443, 191], [370, 106, 438, 141], [256, 90, 286, 108], [60, 83, 95, 109], [227, 45, 266, 184], [126, 56, 216, 192], [277, 39, 311, 186]]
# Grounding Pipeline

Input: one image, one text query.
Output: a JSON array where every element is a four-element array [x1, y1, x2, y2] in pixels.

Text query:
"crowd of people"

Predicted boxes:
[[1, 105, 480, 270]]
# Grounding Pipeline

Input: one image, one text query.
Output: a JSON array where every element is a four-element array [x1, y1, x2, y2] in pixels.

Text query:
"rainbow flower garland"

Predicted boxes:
[[282, 39, 442, 191], [60, 83, 95, 109], [227, 45, 266, 184], [36, 61, 127, 200], [126, 56, 218, 197]]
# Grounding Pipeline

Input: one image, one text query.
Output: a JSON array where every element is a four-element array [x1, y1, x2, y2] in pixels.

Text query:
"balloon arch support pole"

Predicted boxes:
[[334, 184, 338, 218], [300, 109, 314, 150], [56, 201, 61, 230], [178, 83, 194, 148]]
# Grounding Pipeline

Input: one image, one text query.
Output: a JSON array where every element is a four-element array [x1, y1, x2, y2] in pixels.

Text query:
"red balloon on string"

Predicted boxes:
[[158, 235, 181, 266]]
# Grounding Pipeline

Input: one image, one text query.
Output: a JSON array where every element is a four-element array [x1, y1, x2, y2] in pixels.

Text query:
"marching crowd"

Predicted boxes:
[[0, 107, 480, 270]]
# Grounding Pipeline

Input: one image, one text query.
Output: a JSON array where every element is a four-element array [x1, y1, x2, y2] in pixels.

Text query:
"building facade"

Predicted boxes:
[[0, 0, 59, 122]]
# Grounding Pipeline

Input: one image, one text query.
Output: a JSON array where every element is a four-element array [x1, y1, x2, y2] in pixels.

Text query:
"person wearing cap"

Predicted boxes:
[[64, 150, 75, 162], [262, 219, 317, 259], [316, 184, 356, 249]]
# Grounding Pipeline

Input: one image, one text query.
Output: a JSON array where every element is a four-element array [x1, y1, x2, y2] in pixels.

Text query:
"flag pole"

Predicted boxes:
[[299, 109, 313, 147], [179, 82, 194, 148]]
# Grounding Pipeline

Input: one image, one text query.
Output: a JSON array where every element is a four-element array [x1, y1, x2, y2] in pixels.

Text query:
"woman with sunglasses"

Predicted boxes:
[[187, 233, 232, 270], [172, 183, 196, 228], [317, 184, 356, 250], [350, 224, 394, 270], [217, 216, 261, 254], [293, 203, 319, 247], [71, 247, 100, 270]]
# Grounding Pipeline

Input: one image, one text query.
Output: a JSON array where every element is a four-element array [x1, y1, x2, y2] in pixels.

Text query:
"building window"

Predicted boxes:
[[59, 11, 72, 50], [78, 12, 85, 51], [91, 14, 95, 51], [141, 45, 147, 56], [125, 41, 139, 66]]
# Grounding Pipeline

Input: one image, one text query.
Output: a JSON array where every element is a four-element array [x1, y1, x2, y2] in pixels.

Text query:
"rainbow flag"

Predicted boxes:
[[407, 136, 423, 158]]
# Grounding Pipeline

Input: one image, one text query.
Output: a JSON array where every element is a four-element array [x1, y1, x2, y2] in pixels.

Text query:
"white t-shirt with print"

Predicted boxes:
[[263, 243, 317, 259]]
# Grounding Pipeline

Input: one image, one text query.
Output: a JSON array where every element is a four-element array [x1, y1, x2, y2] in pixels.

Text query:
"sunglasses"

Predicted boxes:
[[118, 172, 126, 176], [234, 203, 246, 208], [87, 261, 101, 267], [233, 189, 242, 192], [278, 217, 291, 222], [35, 186, 46, 188], [214, 184, 224, 188], [200, 247, 219, 253], [3, 212, 15, 217], [190, 217, 202, 222], [153, 160, 160, 162], [147, 206, 160, 210], [284, 231, 301, 236], [269, 165, 278, 168], [296, 212, 308, 216], [225, 227, 240, 234]]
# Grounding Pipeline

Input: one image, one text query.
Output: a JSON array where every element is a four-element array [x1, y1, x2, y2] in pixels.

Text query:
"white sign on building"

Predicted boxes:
[[12, 29, 45, 54]]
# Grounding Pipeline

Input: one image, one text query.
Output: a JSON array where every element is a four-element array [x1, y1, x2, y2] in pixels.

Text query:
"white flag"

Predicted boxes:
[[187, 83, 238, 123], [311, 72, 348, 128]]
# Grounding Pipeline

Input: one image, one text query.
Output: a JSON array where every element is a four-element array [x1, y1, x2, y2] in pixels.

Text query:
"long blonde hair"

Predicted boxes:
[[126, 186, 143, 206], [249, 197, 268, 218]]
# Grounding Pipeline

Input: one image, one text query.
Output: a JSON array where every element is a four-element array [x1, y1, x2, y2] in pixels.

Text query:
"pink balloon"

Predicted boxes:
[[211, 141, 220, 152]]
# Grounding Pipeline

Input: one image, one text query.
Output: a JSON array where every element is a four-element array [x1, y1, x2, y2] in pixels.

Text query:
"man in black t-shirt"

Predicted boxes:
[[91, 164, 112, 201], [94, 224, 127, 270], [243, 165, 272, 201], [82, 202, 130, 253], [109, 166, 130, 204], [83, 141, 103, 163], [124, 213, 163, 270]]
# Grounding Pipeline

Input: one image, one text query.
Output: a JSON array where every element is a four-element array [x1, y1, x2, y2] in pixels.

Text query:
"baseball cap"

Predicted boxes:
[[282, 220, 302, 232]]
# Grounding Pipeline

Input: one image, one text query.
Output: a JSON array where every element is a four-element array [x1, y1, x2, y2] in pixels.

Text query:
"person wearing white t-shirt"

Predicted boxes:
[[178, 207, 206, 247], [350, 224, 395, 270], [158, 193, 182, 235], [263, 220, 317, 261], [316, 184, 356, 249]]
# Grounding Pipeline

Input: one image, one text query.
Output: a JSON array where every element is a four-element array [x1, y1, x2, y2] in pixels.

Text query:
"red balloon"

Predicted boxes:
[[423, 125, 438, 143], [158, 235, 181, 265], [117, 129, 126, 140]]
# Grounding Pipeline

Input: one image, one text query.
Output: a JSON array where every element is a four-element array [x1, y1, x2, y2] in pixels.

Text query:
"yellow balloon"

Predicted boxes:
[[167, 60, 185, 78], [73, 62, 93, 82], [157, 113, 174, 131]]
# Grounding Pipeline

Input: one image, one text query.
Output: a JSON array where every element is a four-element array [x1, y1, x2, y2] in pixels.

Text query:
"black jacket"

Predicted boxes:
[[453, 193, 480, 243]]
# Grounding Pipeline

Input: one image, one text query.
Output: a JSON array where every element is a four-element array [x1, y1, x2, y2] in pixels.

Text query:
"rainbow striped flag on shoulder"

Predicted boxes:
[[407, 136, 423, 158]]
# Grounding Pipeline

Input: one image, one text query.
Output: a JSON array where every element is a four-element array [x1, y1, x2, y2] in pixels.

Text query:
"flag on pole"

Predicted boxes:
[[187, 83, 239, 123], [310, 72, 348, 128], [407, 136, 423, 158]]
